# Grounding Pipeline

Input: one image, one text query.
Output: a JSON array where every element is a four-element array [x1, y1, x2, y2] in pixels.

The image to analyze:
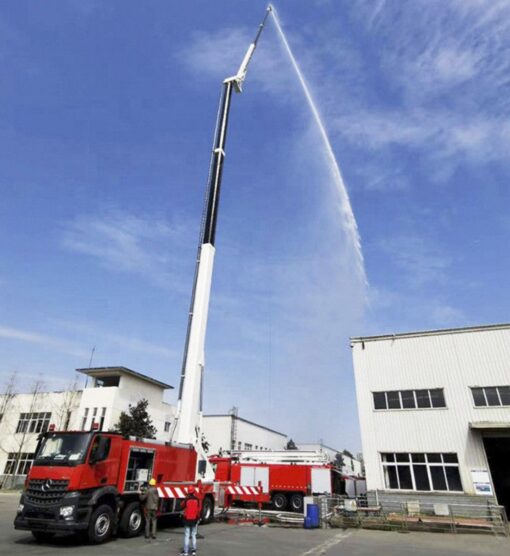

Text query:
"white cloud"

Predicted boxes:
[[0, 325, 89, 358], [178, 25, 294, 98], [61, 209, 194, 291], [51, 319, 176, 359]]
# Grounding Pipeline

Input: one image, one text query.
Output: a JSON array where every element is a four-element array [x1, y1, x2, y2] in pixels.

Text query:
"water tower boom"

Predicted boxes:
[[170, 7, 271, 479]]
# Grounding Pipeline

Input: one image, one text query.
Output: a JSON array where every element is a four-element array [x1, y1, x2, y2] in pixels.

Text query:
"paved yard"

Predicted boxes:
[[1, 493, 509, 555]]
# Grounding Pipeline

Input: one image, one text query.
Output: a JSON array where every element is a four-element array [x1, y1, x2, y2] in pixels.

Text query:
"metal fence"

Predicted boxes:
[[317, 495, 509, 537]]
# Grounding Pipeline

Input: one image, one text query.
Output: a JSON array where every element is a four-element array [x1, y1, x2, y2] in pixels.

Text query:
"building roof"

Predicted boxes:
[[204, 414, 287, 437], [77, 366, 173, 390], [350, 323, 510, 344]]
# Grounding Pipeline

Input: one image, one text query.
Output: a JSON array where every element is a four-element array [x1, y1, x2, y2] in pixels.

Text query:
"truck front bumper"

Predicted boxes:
[[14, 504, 92, 533]]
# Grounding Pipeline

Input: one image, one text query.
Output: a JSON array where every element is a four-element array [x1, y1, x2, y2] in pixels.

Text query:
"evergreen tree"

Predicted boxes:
[[113, 399, 157, 439]]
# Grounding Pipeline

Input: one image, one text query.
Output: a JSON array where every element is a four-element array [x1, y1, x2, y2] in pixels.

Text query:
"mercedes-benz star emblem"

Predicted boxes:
[[41, 479, 53, 492]]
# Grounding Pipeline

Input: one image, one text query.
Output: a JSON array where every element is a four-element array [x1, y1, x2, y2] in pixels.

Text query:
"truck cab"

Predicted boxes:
[[15, 431, 125, 543]]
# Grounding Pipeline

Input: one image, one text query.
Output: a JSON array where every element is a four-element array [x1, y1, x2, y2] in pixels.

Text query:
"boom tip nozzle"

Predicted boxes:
[[267, 4, 274, 12]]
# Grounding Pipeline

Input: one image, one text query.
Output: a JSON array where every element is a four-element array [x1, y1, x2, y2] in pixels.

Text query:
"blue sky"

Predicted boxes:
[[1, 1, 509, 452]]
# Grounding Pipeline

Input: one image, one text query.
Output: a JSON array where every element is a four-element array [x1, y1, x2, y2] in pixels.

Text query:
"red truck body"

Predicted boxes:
[[211, 455, 336, 513], [13, 430, 216, 543]]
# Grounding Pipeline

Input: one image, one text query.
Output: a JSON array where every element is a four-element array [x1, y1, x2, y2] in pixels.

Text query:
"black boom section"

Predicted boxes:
[[202, 80, 234, 246]]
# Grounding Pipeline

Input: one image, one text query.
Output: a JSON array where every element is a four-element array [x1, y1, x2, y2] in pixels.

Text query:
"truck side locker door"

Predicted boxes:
[[311, 468, 332, 495]]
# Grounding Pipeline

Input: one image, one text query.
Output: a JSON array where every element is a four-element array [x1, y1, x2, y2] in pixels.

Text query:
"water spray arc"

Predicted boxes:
[[268, 5, 367, 285]]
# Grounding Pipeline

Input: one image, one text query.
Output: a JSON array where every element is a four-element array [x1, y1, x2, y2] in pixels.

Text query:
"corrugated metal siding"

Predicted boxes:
[[352, 327, 510, 495]]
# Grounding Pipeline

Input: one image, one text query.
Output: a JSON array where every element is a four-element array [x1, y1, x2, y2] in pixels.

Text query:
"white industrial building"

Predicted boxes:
[[0, 366, 290, 486], [351, 323, 510, 514], [296, 443, 363, 477], [202, 414, 287, 455]]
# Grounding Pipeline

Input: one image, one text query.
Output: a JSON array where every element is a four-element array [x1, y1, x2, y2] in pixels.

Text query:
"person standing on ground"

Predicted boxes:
[[140, 478, 159, 540], [180, 486, 202, 556]]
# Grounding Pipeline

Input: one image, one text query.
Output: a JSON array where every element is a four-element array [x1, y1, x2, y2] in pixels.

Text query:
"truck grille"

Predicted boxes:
[[26, 479, 69, 505]]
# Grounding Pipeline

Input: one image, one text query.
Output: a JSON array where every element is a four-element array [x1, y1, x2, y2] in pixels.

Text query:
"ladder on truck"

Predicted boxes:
[[232, 450, 330, 465]]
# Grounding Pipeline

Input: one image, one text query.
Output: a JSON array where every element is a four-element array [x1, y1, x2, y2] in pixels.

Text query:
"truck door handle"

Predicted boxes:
[[100, 477, 107, 484]]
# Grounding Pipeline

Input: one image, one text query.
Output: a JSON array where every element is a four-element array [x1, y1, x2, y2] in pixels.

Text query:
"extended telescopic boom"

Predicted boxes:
[[170, 7, 271, 480]]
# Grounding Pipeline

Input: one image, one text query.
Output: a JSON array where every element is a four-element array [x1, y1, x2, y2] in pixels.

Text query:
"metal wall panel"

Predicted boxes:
[[352, 326, 510, 496]]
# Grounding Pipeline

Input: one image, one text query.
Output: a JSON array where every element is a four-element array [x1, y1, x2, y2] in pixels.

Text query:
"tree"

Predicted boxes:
[[286, 438, 298, 450], [1, 378, 43, 489], [334, 452, 345, 470], [56, 374, 80, 431], [113, 399, 157, 439]]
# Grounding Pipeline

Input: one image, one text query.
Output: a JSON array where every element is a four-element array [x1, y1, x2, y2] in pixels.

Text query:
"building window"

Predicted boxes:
[[244, 443, 252, 450], [373, 389, 446, 410], [164, 421, 171, 432], [81, 408, 89, 430], [15, 412, 51, 434], [99, 407, 106, 430], [381, 452, 462, 492], [91, 407, 98, 429], [4, 452, 35, 475], [471, 386, 510, 407]]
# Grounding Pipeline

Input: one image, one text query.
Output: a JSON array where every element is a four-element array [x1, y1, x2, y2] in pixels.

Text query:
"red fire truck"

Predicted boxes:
[[14, 431, 216, 542], [211, 450, 342, 513], [14, 7, 273, 544]]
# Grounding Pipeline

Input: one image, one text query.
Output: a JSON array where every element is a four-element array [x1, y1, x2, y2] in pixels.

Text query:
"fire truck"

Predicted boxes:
[[14, 6, 273, 544], [211, 450, 342, 513]]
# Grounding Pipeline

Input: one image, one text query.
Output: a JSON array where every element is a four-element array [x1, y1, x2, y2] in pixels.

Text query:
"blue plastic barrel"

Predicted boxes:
[[306, 504, 320, 528]]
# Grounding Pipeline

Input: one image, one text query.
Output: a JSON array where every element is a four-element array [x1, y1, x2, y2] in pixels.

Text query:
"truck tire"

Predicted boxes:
[[88, 504, 114, 544], [31, 531, 55, 543], [271, 492, 287, 511], [289, 493, 303, 513], [200, 496, 214, 524], [119, 501, 144, 537]]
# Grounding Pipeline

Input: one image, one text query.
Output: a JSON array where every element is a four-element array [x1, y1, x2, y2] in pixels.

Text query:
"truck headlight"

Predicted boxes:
[[59, 506, 74, 518], [17, 503, 24, 514]]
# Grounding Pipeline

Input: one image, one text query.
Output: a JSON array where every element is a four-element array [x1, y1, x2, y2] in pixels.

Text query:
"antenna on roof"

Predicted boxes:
[[84, 346, 96, 388]]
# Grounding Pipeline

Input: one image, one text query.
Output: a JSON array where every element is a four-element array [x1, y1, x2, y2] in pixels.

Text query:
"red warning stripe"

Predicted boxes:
[[226, 486, 262, 495]]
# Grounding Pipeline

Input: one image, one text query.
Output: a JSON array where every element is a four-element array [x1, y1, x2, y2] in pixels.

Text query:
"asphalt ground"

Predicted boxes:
[[1, 493, 509, 555]]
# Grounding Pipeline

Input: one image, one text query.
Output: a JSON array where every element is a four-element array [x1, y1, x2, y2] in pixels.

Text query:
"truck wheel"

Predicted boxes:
[[289, 493, 303, 513], [31, 531, 55, 543], [119, 502, 144, 537], [200, 496, 214, 524], [271, 492, 287, 511], [88, 504, 114, 544]]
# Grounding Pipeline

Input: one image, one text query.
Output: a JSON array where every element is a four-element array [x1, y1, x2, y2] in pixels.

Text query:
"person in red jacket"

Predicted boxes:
[[180, 486, 202, 556]]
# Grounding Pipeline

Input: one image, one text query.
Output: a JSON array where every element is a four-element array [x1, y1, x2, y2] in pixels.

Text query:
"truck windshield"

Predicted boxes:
[[34, 433, 93, 466]]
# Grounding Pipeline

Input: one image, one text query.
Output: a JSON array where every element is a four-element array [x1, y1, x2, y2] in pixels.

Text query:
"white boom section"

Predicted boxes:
[[172, 244, 215, 477], [232, 450, 330, 465]]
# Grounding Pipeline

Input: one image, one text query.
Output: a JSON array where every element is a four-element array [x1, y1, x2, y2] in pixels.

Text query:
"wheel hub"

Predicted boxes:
[[95, 514, 110, 536]]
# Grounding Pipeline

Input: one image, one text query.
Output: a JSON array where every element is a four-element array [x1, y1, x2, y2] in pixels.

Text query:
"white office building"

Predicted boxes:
[[0, 366, 175, 487], [351, 324, 510, 514], [0, 366, 290, 487]]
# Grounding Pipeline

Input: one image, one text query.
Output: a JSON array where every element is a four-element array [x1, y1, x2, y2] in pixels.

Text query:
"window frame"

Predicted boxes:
[[381, 452, 463, 493], [372, 389, 447, 411], [15, 412, 51, 435], [470, 385, 510, 408], [3, 452, 35, 475]]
